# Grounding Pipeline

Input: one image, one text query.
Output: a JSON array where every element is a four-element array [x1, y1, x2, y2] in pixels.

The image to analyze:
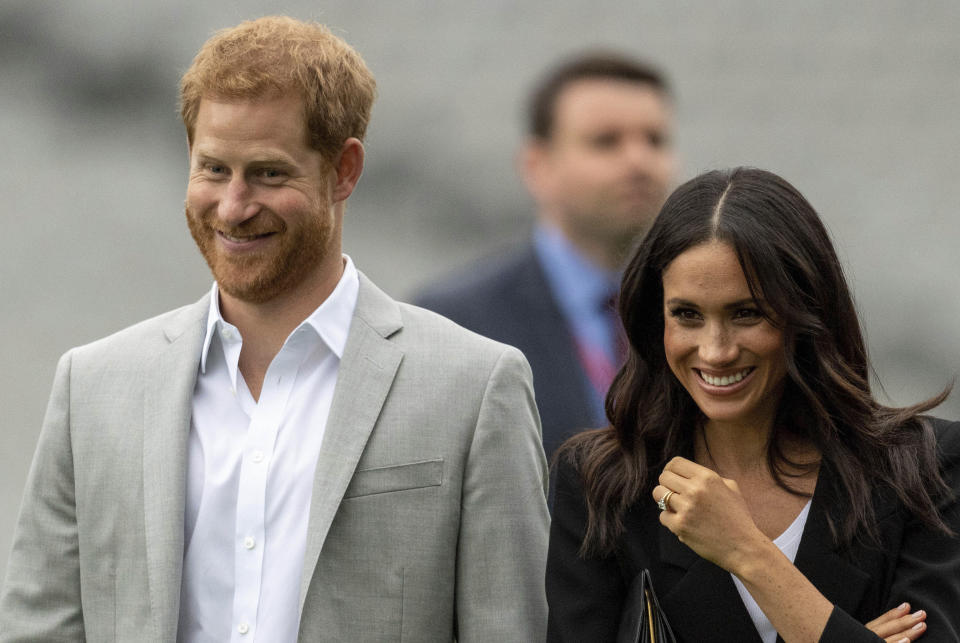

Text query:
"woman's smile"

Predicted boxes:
[[695, 366, 755, 391], [662, 240, 787, 430]]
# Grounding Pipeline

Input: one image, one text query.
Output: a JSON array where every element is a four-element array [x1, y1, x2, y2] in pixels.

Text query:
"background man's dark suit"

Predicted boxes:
[[414, 52, 677, 466], [415, 243, 595, 460]]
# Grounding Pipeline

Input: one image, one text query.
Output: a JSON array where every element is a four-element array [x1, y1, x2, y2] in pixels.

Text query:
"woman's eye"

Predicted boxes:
[[669, 308, 700, 322], [734, 308, 762, 320]]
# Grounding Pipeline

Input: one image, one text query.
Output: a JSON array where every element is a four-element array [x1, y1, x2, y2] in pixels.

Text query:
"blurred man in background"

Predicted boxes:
[[0, 16, 548, 641], [416, 52, 677, 463]]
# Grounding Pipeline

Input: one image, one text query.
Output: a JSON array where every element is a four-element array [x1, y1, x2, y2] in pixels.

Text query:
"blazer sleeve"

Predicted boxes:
[[0, 351, 85, 642], [821, 419, 960, 643], [546, 456, 626, 643], [454, 346, 550, 642]]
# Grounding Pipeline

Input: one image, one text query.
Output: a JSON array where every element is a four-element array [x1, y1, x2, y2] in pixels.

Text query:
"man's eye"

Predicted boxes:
[[207, 165, 226, 174], [590, 133, 619, 149], [259, 168, 286, 180], [647, 132, 667, 149]]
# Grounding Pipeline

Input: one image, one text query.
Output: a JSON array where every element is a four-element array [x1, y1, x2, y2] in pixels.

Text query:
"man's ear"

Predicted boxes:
[[519, 138, 552, 203], [331, 137, 365, 203]]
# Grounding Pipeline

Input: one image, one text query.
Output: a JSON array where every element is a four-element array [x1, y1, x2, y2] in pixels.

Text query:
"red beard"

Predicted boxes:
[[185, 203, 333, 304]]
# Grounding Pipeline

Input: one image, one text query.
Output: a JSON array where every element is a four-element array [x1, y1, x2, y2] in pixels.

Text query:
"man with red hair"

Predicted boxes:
[[0, 16, 548, 642]]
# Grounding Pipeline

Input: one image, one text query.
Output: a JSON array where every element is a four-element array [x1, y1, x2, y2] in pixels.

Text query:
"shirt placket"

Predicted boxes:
[[230, 344, 301, 642]]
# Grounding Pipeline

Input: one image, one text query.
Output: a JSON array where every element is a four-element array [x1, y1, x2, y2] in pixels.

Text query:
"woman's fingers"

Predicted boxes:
[[652, 485, 680, 512], [663, 456, 713, 478], [865, 603, 926, 641], [887, 619, 926, 643], [657, 469, 690, 494], [865, 602, 906, 632]]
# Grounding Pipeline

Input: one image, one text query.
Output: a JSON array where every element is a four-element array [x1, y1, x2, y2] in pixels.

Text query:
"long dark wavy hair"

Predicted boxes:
[[560, 167, 952, 555]]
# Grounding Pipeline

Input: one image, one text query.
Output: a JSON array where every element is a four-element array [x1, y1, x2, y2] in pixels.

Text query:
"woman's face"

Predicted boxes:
[[661, 240, 787, 432]]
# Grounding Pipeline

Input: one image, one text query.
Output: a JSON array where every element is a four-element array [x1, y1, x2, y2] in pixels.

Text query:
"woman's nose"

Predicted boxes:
[[699, 324, 738, 365]]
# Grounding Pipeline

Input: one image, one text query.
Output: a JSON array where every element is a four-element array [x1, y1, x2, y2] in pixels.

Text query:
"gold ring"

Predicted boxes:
[[657, 489, 674, 512]]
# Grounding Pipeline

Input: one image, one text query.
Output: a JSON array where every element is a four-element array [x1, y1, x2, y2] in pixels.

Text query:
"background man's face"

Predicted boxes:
[[185, 95, 339, 304], [533, 78, 676, 256]]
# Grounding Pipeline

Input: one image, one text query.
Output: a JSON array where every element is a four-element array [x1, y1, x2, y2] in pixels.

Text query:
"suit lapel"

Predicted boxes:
[[657, 465, 872, 642], [656, 467, 874, 641], [142, 297, 207, 641], [792, 465, 870, 616], [299, 274, 404, 609], [514, 246, 597, 452], [657, 523, 763, 642]]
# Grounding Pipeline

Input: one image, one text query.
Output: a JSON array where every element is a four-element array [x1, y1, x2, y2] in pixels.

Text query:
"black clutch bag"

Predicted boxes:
[[616, 569, 677, 643]]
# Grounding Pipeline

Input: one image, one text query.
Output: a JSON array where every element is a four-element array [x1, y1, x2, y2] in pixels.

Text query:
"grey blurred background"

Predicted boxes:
[[2, 1, 958, 582]]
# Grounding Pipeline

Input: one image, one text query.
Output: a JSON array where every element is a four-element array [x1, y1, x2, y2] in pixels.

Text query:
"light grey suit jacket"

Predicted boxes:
[[0, 274, 549, 642]]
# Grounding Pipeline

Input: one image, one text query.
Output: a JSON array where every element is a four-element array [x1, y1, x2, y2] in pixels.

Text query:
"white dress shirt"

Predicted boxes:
[[177, 257, 359, 643], [732, 499, 812, 643]]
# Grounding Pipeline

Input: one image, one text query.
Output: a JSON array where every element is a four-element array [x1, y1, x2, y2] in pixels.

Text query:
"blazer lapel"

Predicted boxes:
[[650, 466, 874, 642], [657, 524, 763, 642], [792, 466, 871, 616], [299, 274, 404, 609], [142, 297, 207, 641]]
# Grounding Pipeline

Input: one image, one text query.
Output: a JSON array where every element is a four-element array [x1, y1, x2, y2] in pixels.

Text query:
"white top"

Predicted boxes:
[[177, 257, 359, 643], [731, 499, 812, 643]]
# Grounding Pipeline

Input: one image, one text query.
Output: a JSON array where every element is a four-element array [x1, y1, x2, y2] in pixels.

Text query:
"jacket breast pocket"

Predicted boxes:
[[343, 458, 444, 499]]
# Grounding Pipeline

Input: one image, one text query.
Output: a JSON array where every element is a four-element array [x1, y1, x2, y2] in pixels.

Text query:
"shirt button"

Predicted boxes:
[[251, 450, 264, 463], [243, 536, 256, 550], [221, 328, 233, 340], [238, 623, 249, 635]]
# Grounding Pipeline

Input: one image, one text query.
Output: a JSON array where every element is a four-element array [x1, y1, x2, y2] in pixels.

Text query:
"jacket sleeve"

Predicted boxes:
[[546, 456, 626, 643], [0, 352, 85, 642], [821, 418, 960, 643], [455, 346, 550, 642]]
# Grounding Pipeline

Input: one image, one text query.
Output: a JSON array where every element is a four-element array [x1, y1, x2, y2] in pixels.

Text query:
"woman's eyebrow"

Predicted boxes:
[[724, 298, 760, 309], [664, 298, 698, 307], [664, 298, 763, 309]]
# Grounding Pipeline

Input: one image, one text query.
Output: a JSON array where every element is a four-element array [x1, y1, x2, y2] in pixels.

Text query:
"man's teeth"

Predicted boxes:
[[222, 232, 268, 242], [701, 368, 751, 387]]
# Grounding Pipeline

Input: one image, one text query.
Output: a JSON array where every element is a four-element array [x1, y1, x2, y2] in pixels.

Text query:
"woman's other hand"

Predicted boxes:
[[866, 603, 927, 642]]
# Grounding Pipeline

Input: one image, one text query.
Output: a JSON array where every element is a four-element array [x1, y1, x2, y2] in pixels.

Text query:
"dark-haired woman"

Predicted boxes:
[[546, 167, 960, 642]]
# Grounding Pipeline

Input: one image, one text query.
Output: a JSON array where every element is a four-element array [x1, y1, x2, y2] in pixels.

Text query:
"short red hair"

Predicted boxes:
[[180, 16, 376, 161]]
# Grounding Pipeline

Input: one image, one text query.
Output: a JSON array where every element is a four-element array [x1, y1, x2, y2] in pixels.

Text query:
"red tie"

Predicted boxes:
[[575, 292, 626, 398]]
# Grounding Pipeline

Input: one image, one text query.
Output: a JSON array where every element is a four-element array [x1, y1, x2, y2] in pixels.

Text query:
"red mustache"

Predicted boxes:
[[205, 213, 286, 239]]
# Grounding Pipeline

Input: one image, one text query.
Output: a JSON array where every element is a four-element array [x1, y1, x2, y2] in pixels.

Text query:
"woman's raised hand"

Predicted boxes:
[[652, 456, 770, 574]]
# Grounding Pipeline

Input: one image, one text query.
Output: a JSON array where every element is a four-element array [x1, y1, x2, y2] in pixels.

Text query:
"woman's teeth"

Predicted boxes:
[[700, 368, 751, 387]]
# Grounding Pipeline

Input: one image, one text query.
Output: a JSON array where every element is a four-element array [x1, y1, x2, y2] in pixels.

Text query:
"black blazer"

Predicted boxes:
[[413, 242, 599, 460], [546, 418, 960, 642]]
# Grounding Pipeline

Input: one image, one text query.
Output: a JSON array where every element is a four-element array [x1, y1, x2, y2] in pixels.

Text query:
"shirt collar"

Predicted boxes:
[[532, 222, 621, 314], [199, 255, 360, 374]]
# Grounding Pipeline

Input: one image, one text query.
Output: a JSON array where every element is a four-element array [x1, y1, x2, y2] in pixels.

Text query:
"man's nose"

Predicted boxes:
[[217, 177, 260, 225], [699, 324, 738, 365], [623, 138, 655, 174]]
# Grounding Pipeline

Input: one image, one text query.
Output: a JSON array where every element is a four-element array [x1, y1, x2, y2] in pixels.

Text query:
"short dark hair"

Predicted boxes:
[[527, 52, 670, 139]]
